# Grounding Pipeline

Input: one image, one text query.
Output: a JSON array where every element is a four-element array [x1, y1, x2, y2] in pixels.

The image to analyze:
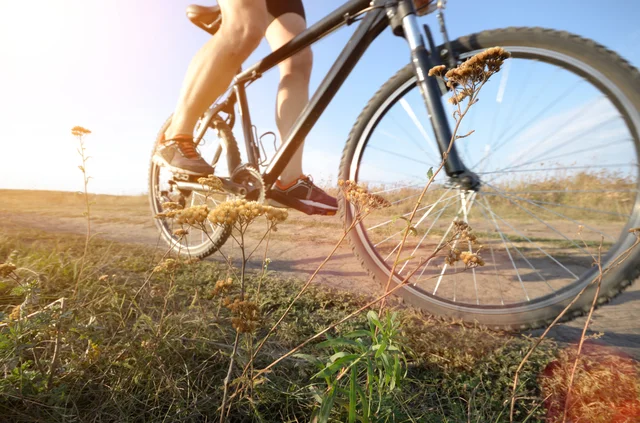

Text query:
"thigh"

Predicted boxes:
[[265, 0, 307, 51], [266, 0, 306, 22]]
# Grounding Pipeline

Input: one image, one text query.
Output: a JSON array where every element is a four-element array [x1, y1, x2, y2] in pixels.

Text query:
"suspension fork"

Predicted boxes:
[[387, 1, 479, 189]]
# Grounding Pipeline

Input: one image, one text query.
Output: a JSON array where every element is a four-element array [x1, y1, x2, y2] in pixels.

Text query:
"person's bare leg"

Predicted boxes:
[[166, 0, 268, 140], [265, 13, 312, 185]]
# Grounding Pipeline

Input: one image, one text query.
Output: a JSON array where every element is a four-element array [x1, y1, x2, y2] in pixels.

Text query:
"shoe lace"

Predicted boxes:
[[175, 139, 200, 159], [300, 175, 323, 192]]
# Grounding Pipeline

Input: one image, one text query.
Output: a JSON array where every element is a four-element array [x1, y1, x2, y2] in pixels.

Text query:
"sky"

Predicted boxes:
[[1, 0, 639, 195]]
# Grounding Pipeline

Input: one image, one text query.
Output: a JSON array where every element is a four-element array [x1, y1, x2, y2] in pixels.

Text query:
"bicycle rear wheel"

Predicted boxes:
[[339, 27, 640, 329], [149, 115, 241, 259]]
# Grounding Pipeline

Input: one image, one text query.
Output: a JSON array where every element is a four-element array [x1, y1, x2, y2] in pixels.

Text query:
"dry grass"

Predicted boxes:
[[540, 342, 640, 423], [0, 228, 559, 422], [0, 189, 149, 224], [368, 170, 634, 223]]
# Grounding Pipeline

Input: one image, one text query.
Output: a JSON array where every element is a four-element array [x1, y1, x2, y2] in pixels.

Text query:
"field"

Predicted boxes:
[[1, 188, 639, 422]]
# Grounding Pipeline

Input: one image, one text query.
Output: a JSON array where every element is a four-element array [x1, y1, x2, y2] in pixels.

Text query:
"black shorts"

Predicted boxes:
[[267, 0, 305, 22]]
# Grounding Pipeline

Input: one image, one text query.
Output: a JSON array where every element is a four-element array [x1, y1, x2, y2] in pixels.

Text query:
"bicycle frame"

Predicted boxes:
[[194, 0, 470, 190]]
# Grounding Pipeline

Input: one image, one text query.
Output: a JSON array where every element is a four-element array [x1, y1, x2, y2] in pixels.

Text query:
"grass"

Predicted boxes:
[[371, 170, 635, 224], [0, 227, 561, 422], [0, 189, 149, 225]]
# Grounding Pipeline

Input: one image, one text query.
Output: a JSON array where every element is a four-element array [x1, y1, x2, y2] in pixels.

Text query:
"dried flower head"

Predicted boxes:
[[444, 247, 462, 265], [9, 304, 22, 320], [428, 65, 447, 77], [153, 258, 182, 274], [162, 202, 183, 211], [460, 251, 485, 267], [0, 262, 17, 278], [175, 205, 210, 225], [212, 278, 234, 296], [339, 180, 391, 214], [445, 47, 510, 86], [71, 126, 91, 137], [207, 199, 288, 226], [453, 220, 478, 244], [430, 47, 510, 106], [154, 209, 181, 220], [226, 299, 260, 333], [198, 175, 223, 191], [173, 228, 189, 237]]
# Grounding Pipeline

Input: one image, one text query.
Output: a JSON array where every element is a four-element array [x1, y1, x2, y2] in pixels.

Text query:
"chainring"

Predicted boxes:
[[230, 165, 266, 203]]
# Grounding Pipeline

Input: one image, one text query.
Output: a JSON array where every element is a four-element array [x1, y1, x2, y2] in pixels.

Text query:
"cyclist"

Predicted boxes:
[[153, 0, 338, 216]]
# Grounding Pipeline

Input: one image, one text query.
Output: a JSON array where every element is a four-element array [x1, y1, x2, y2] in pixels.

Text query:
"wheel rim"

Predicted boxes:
[[348, 46, 640, 314]]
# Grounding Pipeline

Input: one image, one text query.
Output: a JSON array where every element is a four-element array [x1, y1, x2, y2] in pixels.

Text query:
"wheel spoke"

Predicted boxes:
[[367, 145, 435, 167], [474, 198, 579, 279], [373, 182, 424, 195], [497, 96, 610, 172], [380, 188, 456, 258], [398, 195, 457, 273], [480, 194, 631, 219], [473, 78, 583, 170], [378, 126, 436, 165], [478, 198, 556, 294], [483, 182, 617, 242], [504, 133, 627, 174], [368, 193, 457, 232], [478, 162, 637, 175], [430, 191, 478, 294], [398, 98, 441, 161], [479, 196, 530, 301]]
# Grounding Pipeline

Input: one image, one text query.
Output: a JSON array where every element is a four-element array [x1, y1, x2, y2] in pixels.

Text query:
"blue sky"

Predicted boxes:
[[1, 0, 639, 195]]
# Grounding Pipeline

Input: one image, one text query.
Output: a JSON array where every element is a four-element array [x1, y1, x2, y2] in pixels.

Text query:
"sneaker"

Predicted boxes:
[[153, 138, 215, 176], [268, 176, 338, 216]]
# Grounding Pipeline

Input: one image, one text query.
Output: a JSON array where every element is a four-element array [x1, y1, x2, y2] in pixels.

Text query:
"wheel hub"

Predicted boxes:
[[446, 170, 482, 191]]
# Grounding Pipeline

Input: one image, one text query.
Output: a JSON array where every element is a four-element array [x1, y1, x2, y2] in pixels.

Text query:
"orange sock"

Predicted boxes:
[[161, 133, 192, 144], [276, 175, 305, 190]]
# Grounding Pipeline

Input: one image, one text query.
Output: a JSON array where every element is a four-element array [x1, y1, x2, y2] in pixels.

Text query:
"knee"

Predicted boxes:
[[220, 15, 267, 53], [281, 47, 313, 80]]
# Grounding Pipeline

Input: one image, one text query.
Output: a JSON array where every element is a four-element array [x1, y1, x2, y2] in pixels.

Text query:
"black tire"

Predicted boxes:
[[339, 27, 640, 330], [149, 115, 241, 259]]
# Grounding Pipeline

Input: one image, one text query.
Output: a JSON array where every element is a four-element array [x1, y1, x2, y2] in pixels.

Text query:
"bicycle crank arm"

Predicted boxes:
[[172, 178, 255, 197]]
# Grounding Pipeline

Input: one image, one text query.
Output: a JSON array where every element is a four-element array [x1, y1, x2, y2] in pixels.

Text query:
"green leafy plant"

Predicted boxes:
[[298, 310, 408, 423]]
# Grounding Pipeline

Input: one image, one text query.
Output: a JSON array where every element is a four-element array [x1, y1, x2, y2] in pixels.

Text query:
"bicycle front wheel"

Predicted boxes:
[[339, 27, 640, 329]]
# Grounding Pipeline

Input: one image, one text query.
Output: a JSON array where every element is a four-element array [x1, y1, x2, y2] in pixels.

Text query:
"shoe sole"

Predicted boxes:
[[152, 154, 209, 177], [267, 194, 337, 216]]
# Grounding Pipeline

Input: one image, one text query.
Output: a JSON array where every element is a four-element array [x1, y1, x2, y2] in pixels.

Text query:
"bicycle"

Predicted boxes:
[[149, 0, 640, 330]]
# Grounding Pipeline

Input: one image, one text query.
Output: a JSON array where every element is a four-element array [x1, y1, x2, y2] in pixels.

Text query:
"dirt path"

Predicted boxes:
[[1, 193, 639, 359]]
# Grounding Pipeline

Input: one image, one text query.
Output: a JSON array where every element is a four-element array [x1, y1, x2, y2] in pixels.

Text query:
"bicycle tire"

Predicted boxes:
[[339, 27, 640, 330], [149, 115, 241, 259]]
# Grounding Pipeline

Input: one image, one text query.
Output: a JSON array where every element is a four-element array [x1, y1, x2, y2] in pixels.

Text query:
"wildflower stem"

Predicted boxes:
[[240, 227, 246, 301], [46, 298, 65, 391], [243, 216, 363, 378], [255, 228, 272, 302], [73, 132, 91, 298], [255, 244, 453, 379], [220, 330, 241, 422], [379, 92, 475, 313], [509, 236, 640, 422], [561, 239, 603, 423]]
